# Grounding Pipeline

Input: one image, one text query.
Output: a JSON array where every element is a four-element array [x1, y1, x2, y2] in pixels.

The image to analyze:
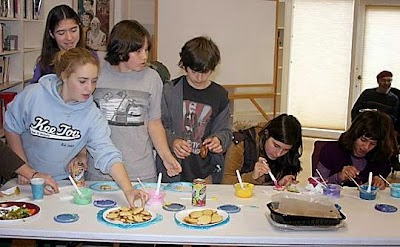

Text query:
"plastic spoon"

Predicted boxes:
[[236, 170, 245, 189], [261, 160, 281, 188], [379, 174, 392, 188], [68, 175, 83, 196], [344, 171, 361, 190], [137, 178, 148, 192], [155, 172, 162, 195], [316, 169, 328, 187], [367, 172, 372, 193]]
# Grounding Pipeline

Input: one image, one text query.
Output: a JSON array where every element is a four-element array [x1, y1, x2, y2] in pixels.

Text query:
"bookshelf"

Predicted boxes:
[[0, 0, 49, 138]]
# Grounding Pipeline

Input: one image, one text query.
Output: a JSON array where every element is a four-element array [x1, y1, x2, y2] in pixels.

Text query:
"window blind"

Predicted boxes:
[[287, 0, 354, 130], [361, 6, 400, 91]]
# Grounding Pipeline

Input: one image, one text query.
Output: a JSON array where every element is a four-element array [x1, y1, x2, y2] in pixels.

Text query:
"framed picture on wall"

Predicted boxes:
[[73, 0, 114, 51]]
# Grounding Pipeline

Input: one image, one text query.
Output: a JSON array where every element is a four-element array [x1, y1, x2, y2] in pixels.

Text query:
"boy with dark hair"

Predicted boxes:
[[87, 20, 181, 182], [156, 36, 232, 183]]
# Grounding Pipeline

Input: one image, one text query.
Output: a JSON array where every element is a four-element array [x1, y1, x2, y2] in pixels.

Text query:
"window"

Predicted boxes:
[[286, 0, 354, 131]]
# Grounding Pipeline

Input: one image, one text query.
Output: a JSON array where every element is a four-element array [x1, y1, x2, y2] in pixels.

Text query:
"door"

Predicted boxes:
[[351, 0, 400, 109]]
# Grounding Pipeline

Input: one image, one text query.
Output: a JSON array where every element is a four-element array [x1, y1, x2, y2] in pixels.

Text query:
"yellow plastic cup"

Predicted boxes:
[[234, 182, 254, 198]]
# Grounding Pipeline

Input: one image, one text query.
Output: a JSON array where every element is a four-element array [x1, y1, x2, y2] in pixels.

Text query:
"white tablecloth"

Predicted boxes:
[[1, 180, 400, 246]]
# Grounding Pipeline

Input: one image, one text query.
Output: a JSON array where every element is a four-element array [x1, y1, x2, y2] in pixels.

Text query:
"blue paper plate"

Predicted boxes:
[[217, 204, 241, 214], [89, 181, 120, 192], [54, 213, 79, 223], [93, 199, 117, 208], [162, 202, 186, 212], [97, 207, 162, 229], [375, 204, 398, 213], [166, 182, 192, 193], [174, 208, 230, 229]]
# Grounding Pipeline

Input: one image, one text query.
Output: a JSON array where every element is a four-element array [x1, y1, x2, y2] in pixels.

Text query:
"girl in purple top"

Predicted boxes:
[[30, 4, 98, 84], [317, 110, 397, 189]]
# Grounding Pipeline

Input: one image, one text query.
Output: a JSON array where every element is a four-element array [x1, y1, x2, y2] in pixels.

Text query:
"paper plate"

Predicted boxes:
[[0, 201, 40, 224], [54, 213, 79, 223], [102, 207, 157, 226], [89, 181, 120, 192], [166, 182, 192, 193], [174, 208, 229, 229], [93, 199, 117, 208], [217, 204, 241, 214], [375, 204, 398, 213], [162, 202, 186, 212]]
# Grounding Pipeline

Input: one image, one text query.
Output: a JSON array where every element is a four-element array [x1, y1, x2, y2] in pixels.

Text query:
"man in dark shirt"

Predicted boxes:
[[351, 70, 399, 124]]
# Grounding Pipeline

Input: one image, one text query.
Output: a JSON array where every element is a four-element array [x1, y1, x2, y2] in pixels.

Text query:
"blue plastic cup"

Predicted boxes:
[[31, 178, 45, 201], [390, 183, 400, 198], [323, 184, 342, 198], [359, 185, 379, 200]]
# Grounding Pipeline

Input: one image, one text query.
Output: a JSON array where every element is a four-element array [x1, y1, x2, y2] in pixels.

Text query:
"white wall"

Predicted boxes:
[[157, 0, 276, 85]]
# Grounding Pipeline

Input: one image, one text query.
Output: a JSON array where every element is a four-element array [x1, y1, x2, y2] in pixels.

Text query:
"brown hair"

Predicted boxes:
[[179, 36, 220, 73], [105, 20, 152, 65], [53, 47, 99, 79], [339, 110, 397, 163]]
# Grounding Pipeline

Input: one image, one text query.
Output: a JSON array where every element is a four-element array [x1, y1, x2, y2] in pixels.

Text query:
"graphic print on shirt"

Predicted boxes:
[[93, 88, 150, 126], [182, 100, 212, 154], [30, 116, 81, 140]]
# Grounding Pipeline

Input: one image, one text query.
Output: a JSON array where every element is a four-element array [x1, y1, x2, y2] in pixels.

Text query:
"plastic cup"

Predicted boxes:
[[323, 184, 342, 198], [359, 185, 379, 200], [147, 189, 166, 206], [234, 182, 254, 198], [72, 188, 93, 205], [390, 183, 400, 198], [31, 178, 45, 201]]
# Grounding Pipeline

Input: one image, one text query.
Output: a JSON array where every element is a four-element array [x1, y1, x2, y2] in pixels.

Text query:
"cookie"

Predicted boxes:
[[200, 145, 208, 158]]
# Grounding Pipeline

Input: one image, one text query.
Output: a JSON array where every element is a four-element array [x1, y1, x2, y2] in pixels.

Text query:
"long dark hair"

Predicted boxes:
[[259, 114, 303, 178], [37, 5, 85, 76], [339, 110, 397, 163]]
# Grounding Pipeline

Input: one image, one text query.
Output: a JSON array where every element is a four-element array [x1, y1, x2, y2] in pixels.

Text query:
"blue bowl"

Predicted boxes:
[[390, 183, 400, 198], [359, 185, 379, 200]]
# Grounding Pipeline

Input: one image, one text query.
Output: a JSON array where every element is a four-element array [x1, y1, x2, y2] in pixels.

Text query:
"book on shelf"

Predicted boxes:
[[0, 56, 4, 84], [24, 0, 41, 20], [2, 23, 11, 51], [0, 0, 20, 18], [0, 56, 10, 84], [0, 23, 17, 52]]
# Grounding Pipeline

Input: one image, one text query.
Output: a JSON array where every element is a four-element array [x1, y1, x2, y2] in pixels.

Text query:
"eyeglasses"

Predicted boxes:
[[380, 78, 393, 83]]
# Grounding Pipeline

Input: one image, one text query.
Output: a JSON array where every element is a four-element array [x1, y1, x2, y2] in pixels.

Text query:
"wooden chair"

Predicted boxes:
[[311, 140, 331, 177]]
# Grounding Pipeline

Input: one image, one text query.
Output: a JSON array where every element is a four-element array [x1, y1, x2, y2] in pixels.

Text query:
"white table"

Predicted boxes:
[[1, 180, 400, 246]]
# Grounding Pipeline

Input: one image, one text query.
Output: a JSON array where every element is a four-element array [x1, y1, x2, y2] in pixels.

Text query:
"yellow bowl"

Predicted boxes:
[[234, 182, 254, 198]]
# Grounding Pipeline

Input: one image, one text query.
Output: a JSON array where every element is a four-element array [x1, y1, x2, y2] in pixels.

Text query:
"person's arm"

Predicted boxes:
[[0, 140, 25, 180], [29, 63, 42, 84], [390, 97, 399, 124], [148, 118, 182, 176], [108, 162, 149, 207], [221, 142, 244, 184], [3, 133, 59, 193], [5, 131, 29, 167], [208, 97, 232, 152], [221, 142, 264, 185]]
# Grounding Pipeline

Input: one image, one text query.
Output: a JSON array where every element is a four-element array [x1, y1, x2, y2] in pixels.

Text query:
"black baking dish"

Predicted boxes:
[[267, 202, 346, 226]]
